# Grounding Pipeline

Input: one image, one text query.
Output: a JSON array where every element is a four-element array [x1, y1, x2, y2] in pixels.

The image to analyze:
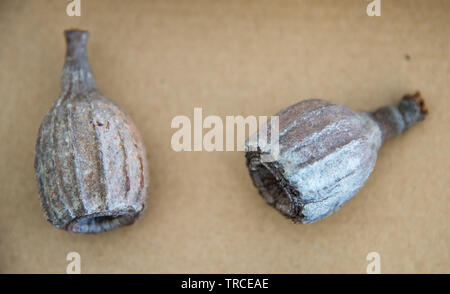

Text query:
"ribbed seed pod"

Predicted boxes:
[[34, 30, 149, 233], [245, 93, 427, 224]]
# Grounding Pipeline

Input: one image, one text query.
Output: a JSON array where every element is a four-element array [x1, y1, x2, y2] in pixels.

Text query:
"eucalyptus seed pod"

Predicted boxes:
[[246, 93, 427, 224], [34, 29, 148, 233]]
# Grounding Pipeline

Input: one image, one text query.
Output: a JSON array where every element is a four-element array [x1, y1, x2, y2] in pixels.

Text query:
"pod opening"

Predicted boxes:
[[246, 152, 303, 221], [66, 210, 138, 234]]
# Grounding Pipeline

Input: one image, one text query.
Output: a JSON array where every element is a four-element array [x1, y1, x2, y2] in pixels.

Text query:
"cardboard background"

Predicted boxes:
[[0, 0, 448, 273]]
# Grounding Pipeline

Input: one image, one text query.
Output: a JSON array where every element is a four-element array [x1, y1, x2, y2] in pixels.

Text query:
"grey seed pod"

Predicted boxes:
[[246, 93, 427, 224], [34, 29, 149, 233]]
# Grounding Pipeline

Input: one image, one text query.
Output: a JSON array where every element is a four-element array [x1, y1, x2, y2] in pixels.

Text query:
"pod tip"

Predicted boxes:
[[402, 91, 428, 116], [64, 29, 89, 44]]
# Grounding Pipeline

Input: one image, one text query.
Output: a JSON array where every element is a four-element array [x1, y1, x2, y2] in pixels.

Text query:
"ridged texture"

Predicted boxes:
[[246, 99, 382, 223], [246, 94, 427, 224], [34, 30, 148, 233]]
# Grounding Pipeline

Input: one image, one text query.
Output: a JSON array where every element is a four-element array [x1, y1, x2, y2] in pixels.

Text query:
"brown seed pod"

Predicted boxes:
[[246, 93, 427, 224], [34, 29, 149, 233]]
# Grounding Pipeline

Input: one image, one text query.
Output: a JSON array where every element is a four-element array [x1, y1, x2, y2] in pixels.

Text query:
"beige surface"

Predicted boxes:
[[0, 0, 449, 273]]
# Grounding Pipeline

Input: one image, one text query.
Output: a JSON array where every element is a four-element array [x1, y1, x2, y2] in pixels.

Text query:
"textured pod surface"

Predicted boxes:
[[246, 94, 426, 224], [34, 30, 148, 233]]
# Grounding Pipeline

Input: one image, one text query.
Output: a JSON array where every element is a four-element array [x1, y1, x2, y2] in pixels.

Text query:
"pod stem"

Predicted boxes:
[[370, 92, 428, 141], [60, 29, 97, 98]]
